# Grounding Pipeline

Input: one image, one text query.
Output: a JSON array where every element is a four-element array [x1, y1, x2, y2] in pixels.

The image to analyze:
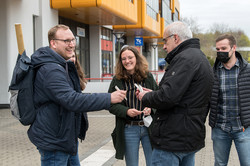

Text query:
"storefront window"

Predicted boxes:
[[102, 51, 113, 76], [59, 17, 90, 77], [101, 27, 113, 76]]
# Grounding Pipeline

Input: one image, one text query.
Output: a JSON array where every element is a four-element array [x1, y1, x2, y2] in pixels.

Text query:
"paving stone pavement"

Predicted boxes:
[[111, 121, 240, 166], [0, 108, 240, 166]]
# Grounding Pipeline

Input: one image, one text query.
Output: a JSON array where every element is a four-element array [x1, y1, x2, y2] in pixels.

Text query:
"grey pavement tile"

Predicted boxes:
[[0, 109, 241, 166]]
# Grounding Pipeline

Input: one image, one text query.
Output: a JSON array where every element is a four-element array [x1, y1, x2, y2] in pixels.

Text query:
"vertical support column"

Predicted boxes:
[[89, 25, 102, 80], [151, 44, 158, 71]]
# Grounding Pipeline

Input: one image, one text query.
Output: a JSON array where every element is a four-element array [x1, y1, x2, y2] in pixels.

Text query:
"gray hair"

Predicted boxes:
[[167, 21, 193, 41]]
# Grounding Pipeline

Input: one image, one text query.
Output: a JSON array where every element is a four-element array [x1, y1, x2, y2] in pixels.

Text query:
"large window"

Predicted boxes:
[[101, 27, 113, 76], [59, 17, 90, 77], [101, 27, 112, 41], [162, 0, 172, 26], [172, 8, 179, 22], [102, 51, 113, 76], [145, 0, 159, 21], [75, 36, 90, 78]]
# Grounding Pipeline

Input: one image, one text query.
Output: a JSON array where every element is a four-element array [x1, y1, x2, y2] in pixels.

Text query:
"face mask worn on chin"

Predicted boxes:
[[217, 51, 232, 63]]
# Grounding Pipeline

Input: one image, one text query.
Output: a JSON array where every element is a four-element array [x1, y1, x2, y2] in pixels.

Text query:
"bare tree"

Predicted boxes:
[[181, 17, 201, 34], [159, 17, 250, 65], [209, 23, 231, 34]]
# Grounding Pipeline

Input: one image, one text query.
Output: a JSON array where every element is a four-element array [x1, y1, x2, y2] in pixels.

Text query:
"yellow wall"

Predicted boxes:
[[114, 0, 161, 36], [50, 0, 70, 8], [172, 0, 180, 19], [96, 0, 137, 24], [51, 0, 180, 39], [51, 0, 138, 25]]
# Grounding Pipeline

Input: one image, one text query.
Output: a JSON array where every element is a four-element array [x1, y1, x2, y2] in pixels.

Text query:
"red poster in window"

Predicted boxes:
[[101, 40, 113, 51]]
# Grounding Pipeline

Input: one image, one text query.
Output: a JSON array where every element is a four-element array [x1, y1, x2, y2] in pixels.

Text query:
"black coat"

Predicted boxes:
[[28, 47, 111, 155], [209, 51, 250, 128], [142, 38, 214, 152]]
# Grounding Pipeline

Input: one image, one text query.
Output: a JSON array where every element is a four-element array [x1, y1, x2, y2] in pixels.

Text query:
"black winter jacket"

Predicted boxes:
[[28, 47, 111, 155], [209, 51, 250, 128], [142, 38, 214, 152]]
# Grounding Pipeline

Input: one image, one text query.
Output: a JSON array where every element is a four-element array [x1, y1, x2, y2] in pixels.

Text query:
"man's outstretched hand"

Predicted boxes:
[[111, 90, 127, 103]]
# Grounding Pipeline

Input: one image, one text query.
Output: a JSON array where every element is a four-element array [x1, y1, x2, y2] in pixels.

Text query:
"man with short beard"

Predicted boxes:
[[209, 34, 250, 166]]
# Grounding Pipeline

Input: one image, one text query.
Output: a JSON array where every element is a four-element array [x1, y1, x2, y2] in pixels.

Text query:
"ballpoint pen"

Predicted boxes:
[[115, 86, 127, 101], [134, 83, 143, 92]]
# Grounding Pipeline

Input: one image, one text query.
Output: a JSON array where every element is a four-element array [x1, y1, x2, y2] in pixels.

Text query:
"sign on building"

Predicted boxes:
[[134, 37, 143, 46], [77, 27, 85, 37]]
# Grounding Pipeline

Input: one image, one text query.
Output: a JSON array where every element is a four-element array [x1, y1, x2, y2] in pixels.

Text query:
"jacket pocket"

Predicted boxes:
[[56, 117, 63, 137], [56, 107, 64, 137], [151, 115, 169, 137]]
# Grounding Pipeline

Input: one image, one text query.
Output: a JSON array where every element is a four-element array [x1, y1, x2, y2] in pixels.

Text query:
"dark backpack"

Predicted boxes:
[[9, 51, 39, 126]]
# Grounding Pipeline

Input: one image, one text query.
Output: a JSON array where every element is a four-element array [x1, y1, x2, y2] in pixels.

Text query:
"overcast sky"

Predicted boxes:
[[178, 0, 250, 38]]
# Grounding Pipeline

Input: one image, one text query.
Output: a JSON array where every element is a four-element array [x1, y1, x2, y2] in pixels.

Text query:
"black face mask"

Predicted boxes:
[[217, 50, 232, 63]]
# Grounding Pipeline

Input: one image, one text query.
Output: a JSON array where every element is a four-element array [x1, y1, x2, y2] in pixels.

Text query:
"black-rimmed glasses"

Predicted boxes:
[[163, 34, 174, 44], [53, 38, 76, 45]]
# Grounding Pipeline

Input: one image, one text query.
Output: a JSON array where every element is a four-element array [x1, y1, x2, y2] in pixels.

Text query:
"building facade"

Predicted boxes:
[[0, 0, 180, 106]]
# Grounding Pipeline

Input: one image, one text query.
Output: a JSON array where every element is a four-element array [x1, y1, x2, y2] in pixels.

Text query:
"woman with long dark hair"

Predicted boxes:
[[108, 45, 158, 166]]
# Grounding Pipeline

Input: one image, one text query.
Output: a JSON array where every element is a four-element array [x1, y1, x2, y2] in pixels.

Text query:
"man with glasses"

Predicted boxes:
[[209, 34, 250, 166], [28, 24, 126, 166], [137, 21, 213, 166]]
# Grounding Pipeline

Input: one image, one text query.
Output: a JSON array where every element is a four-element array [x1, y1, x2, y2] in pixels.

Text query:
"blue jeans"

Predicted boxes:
[[124, 124, 152, 166], [212, 127, 250, 166], [38, 149, 80, 166], [151, 148, 197, 166]]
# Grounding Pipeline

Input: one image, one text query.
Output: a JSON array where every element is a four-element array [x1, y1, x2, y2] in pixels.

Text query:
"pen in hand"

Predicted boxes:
[[115, 86, 127, 101]]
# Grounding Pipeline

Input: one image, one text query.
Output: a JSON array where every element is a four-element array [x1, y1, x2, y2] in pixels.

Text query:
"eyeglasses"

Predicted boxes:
[[163, 34, 174, 44], [53, 38, 76, 45]]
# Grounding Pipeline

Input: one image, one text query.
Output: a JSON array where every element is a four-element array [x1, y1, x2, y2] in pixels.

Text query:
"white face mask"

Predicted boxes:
[[143, 115, 153, 127]]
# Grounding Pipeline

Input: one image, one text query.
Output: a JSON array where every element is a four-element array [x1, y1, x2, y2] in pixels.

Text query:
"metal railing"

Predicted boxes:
[[85, 70, 165, 84]]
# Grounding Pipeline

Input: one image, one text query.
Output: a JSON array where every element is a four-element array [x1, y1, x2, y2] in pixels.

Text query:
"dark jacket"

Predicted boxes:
[[28, 46, 111, 155], [142, 38, 214, 152], [108, 72, 158, 159], [209, 51, 250, 128]]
